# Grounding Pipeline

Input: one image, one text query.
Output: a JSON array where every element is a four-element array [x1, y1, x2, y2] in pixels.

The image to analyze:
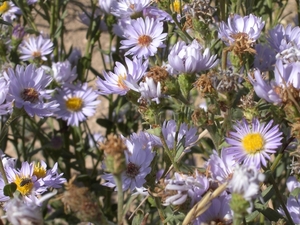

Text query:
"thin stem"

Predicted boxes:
[[114, 173, 124, 224]]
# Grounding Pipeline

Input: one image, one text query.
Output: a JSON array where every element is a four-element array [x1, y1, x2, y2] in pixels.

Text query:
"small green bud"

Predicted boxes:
[[178, 73, 196, 100]]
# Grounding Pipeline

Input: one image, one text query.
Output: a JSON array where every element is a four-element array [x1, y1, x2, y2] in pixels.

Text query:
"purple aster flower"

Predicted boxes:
[[206, 149, 237, 184], [102, 133, 155, 192], [98, 0, 116, 14], [6, 64, 59, 118], [278, 176, 300, 223], [254, 43, 276, 72], [218, 14, 265, 46], [193, 193, 233, 225], [129, 130, 162, 148], [111, 0, 151, 18], [168, 40, 219, 74], [163, 170, 209, 207], [12, 24, 25, 41], [120, 17, 167, 58], [96, 57, 148, 95], [32, 161, 66, 189], [51, 60, 77, 85], [225, 118, 282, 169], [268, 24, 300, 53], [249, 59, 300, 104], [0, 1, 21, 23], [19, 35, 53, 62], [162, 119, 198, 152], [4, 195, 43, 225], [54, 83, 100, 126], [6, 162, 43, 200], [0, 76, 12, 115], [68, 47, 81, 66], [126, 77, 163, 104], [143, 6, 173, 22], [248, 68, 281, 104]]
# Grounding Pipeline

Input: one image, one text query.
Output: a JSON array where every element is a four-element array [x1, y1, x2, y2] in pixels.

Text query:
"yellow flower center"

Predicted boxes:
[[33, 162, 47, 179], [14, 175, 34, 196], [171, 0, 181, 13], [138, 35, 152, 47], [117, 74, 127, 89], [0, 2, 10, 14], [66, 97, 83, 112], [21, 88, 39, 103], [241, 133, 264, 154]]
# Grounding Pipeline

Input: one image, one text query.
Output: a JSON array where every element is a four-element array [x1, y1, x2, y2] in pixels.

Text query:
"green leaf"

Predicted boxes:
[[4, 182, 17, 197], [290, 187, 300, 197], [132, 210, 144, 225]]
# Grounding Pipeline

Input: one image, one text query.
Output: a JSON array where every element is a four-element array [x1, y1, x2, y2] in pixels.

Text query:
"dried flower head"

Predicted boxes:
[[62, 176, 104, 223]]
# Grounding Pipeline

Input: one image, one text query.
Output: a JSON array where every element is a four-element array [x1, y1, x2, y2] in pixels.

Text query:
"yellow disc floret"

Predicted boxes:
[[66, 97, 83, 112], [241, 133, 264, 154], [0, 2, 10, 14], [14, 175, 34, 196], [171, 0, 181, 14], [33, 162, 47, 179]]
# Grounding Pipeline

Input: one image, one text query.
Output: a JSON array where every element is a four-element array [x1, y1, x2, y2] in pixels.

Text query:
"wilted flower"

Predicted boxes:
[[225, 118, 282, 169], [168, 40, 219, 74], [120, 17, 167, 58]]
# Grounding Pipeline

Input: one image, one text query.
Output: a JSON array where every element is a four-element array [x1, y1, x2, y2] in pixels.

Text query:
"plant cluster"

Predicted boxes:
[[0, 0, 299, 225]]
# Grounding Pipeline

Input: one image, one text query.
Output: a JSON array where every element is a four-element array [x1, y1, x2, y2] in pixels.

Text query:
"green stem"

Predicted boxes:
[[159, 133, 179, 171], [0, 108, 26, 184], [154, 197, 167, 225], [114, 173, 124, 224]]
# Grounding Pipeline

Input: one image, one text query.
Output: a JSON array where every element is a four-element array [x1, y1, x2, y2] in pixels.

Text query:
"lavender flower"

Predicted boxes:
[[193, 193, 233, 225], [6, 64, 59, 118], [98, 0, 116, 14], [54, 83, 100, 126], [225, 118, 282, 169], [51, 60, 77, 85], [268, 24, 300, 64], [163, 170, 209, 207], [218, 14, 265, 46], [0, 1, 21, 23], [102, 133, 155, 192], [4, 195, 43, 225], [120, 17, 167, 58], [249, 59, 300, 104], [254, 44, 276, 72], [168, 40, 218, 74], [206, 149, 237, 184], [19, 35, 53, 62], [96, 57, 148, 95], [111, 0, 151, 18], [162, 119, 198, 152]]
